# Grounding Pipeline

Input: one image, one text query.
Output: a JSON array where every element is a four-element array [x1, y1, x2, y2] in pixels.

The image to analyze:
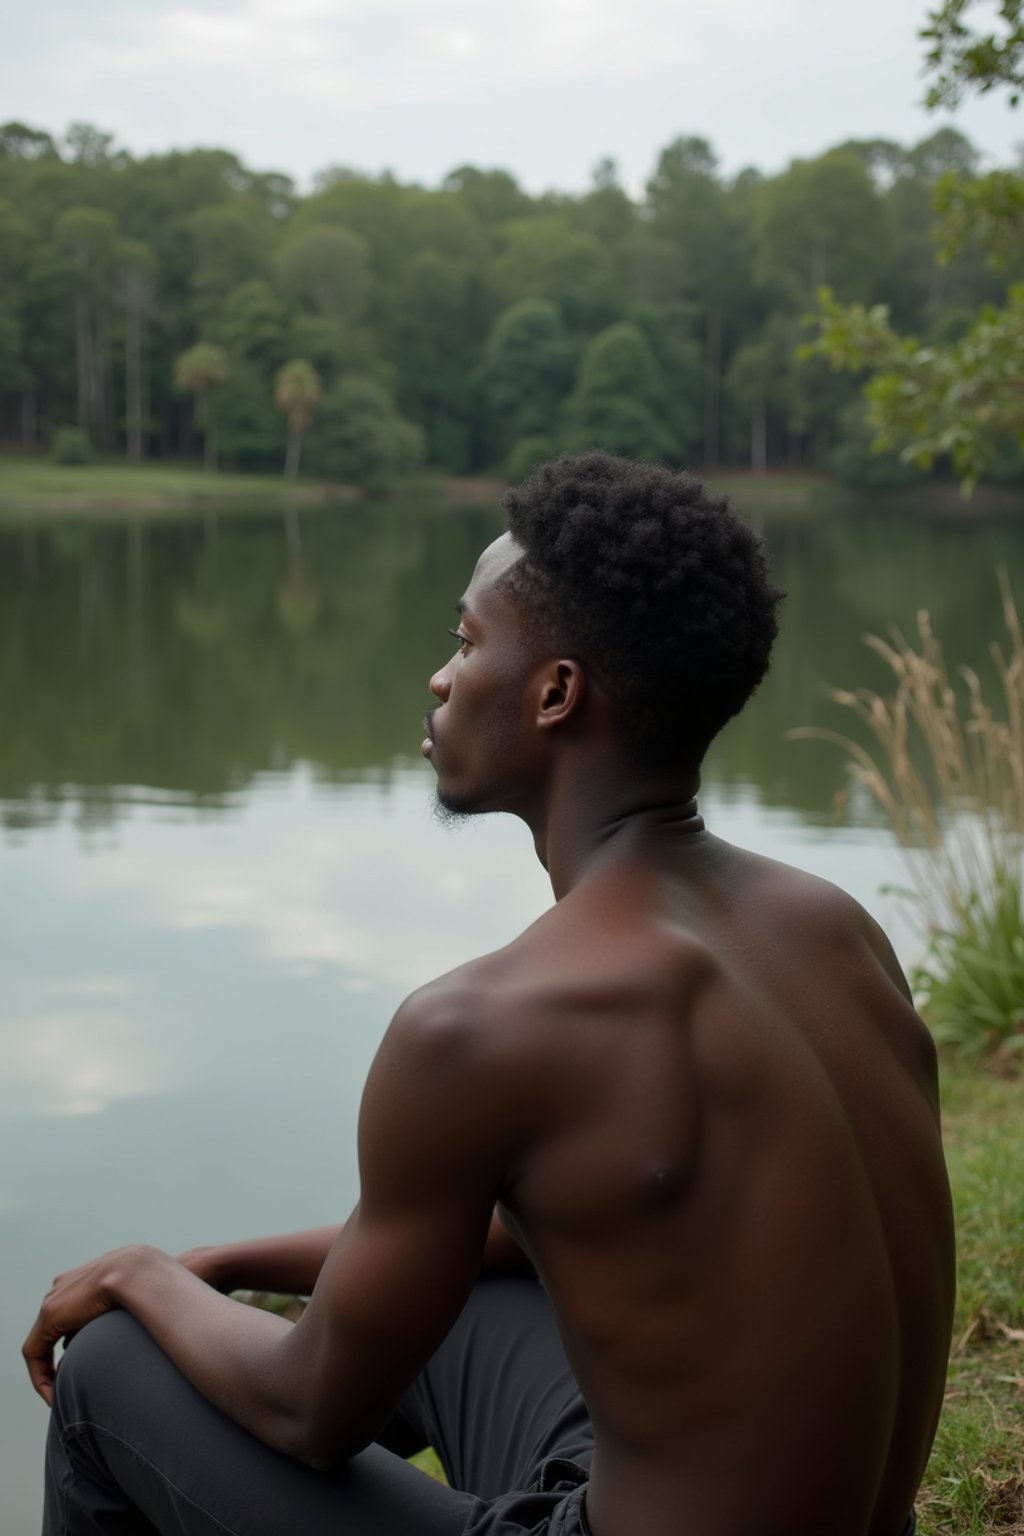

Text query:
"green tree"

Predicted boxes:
[[561, 323, 677, 462], [55, 206, 119, 445], [0, 121, 58, 160], [922, 0, 1024, 105], [117, 238, 155, 461], [216, 361, 285, 470], [189, 203, 270, 327], [219, 280, 290, 370], [489, 217, 616, 332], [806, 5, 1024, 490], [278, 225, 370, 323], [477, 299, 574, 467], [306, 376, 424, 491], [174, 342, 229, 470], [808, 284, 1024, 489], [274, 358, 322, 478], [755, 151, 886, 305], [646, 137, 747, 465]]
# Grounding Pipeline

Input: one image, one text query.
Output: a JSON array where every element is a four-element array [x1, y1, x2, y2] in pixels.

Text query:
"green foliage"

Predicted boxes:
[[489, 218, 615, 331], [829, 399, 928, 490], [174, 342, 229, 397], [274, 359, 322, 436], [274, 358, 323, 478], [278, 225, 369, 323], [50, 425, 92, 465], [561, 323, 677, 461], [755, 150, 886, 304], [922, 0, 1024, 106], [477, 300, 574, 464], [219, 281, 289, 369], [504, 435, 557, 482], [216, 362, 285, 470], [932, 167, 1024, 268], [807, 284, 1024, 492], [791, 569, 1024, 1062], [912, 879, 1024, 1057], [803, 7, 1024, 495], [921, 1069, 1024, 1536], [305, 376, 424, 491], [0, 112, 1022, 487]]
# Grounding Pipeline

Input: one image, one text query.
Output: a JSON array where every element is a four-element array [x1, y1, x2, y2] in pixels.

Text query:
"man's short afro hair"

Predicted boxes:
[[501, 451, 784, 775]]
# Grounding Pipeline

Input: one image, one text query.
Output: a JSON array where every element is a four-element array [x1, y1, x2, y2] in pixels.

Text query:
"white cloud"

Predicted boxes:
[[2, 0, 1021, 193]]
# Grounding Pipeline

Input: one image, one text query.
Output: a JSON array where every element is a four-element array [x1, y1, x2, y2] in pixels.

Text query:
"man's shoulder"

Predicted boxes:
[[389, 909, 599, 1071], [727, 841, 875, 932]]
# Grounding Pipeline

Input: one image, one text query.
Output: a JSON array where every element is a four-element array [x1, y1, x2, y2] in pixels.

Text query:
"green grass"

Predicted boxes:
[[919, 1064, 1024, 1535], [0, 452, 353, 511]]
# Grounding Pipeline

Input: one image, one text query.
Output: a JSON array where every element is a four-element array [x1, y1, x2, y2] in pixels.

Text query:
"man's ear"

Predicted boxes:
[[536, 660, 586, 731]]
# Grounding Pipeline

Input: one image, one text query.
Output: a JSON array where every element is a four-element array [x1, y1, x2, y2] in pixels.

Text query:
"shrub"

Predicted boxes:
[[791, 568, 1024, 1061], [306, 376, 424, 492], [51, 426, 92, 465]]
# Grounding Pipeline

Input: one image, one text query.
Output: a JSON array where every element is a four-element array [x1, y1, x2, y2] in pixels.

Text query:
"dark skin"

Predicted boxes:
[[24, 533, 956, 1536]]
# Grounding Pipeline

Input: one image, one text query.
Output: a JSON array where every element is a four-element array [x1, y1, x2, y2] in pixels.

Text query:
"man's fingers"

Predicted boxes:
[[22, 1324, 57, 1406]]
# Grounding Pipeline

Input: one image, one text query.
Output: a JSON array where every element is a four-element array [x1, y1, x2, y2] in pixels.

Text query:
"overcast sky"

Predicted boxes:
[[3, 0, 1021, 193]]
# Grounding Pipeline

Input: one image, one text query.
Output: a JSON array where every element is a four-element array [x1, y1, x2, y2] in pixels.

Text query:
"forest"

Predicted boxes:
[[1, 117, 1022, 490]]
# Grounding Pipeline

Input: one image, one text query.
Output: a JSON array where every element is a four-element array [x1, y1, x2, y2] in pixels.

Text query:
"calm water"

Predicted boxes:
[[2, 491, 1022, 1529]]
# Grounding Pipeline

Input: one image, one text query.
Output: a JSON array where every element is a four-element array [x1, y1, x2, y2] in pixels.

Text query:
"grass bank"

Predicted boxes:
[[0, 454, 842, 517], [921, 1064, 1024, 1535], [0, 454, 357, 514]]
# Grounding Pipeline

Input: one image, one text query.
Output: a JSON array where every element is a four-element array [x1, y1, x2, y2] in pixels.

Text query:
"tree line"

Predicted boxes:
[[1, 117, 1021, 489]]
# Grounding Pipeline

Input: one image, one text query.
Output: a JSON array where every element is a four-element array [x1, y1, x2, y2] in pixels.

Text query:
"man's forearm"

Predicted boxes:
[[186, 1211, 527, 1295], [109, 1247, 313, 1456], [183, 1226, 343, 1295]]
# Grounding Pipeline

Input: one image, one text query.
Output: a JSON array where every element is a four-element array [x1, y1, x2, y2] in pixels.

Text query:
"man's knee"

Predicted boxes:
[[53, 1310, 151, 1426]]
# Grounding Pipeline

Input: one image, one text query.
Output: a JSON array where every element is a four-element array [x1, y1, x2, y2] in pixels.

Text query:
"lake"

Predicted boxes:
[[2, 486, 1022, 1529]]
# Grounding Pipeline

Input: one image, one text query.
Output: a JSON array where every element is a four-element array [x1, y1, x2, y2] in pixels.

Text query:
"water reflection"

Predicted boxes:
[[4, 498, 1023, 834]]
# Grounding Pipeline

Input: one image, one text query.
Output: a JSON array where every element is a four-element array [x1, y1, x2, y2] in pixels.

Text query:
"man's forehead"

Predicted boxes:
[[462, 533, 523, 609]]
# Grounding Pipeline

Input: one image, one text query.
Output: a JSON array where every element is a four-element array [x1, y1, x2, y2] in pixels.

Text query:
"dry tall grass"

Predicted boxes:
[[790, 567, 1024, 1052]]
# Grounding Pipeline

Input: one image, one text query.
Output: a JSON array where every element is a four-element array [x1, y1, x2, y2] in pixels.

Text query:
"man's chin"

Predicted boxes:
[[432, 786, 485, 827]]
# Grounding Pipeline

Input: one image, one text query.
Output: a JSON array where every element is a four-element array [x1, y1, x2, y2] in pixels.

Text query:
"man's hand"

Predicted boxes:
[[175, 1244, 237, 1292], [22, 1244, 158, 1405]]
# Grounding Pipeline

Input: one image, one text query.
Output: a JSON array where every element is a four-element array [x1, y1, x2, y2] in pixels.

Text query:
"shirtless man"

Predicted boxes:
[[25, 452, 955, 1536]]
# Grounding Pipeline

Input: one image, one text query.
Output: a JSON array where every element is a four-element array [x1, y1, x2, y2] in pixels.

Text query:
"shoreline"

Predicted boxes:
[[0, 458, 1020, 518]]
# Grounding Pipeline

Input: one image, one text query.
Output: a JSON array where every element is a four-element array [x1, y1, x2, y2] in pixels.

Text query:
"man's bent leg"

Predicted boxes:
[[44, 1312, 476, 1536], [395, 1275, 594, 1500]]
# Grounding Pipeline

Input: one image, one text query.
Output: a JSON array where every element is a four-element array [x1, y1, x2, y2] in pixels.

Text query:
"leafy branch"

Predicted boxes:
[[922, 0, 1024, 107], [804, 285, 1024, 492]]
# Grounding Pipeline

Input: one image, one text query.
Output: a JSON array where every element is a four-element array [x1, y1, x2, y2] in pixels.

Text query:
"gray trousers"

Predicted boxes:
[[42, 1274, 594, 1536]]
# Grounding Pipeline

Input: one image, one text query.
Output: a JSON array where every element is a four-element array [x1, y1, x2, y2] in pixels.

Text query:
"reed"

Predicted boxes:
[[790, 568, 1024, 1057]]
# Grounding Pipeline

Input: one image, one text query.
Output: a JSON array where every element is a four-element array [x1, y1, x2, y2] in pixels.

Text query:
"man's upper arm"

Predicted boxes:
[[280, 986, 516, 1465]]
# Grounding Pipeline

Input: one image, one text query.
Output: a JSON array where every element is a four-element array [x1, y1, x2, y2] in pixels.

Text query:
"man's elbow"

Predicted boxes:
[[291, 1415, 377, 1472]]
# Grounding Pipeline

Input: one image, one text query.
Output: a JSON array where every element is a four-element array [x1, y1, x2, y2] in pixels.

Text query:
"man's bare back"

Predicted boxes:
[[26, 455, 954, 1536], [447, 824, 954, 1536]]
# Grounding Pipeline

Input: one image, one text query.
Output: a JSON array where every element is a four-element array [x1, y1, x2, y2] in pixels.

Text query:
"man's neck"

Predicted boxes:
[[524, 752, 705, 900]]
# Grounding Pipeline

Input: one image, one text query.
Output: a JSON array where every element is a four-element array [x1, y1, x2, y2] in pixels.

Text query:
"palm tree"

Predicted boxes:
[[274, 358, 322, 479], [173, 343, 229, 471]]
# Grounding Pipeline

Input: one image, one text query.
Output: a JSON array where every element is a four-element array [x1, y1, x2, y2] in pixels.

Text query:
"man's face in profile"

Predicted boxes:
[[424, 535, 537, 823]]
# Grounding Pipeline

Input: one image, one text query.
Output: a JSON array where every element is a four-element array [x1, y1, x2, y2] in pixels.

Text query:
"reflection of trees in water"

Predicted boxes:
[[0, 499, 501, 830], [1, 500, 1021, 835]]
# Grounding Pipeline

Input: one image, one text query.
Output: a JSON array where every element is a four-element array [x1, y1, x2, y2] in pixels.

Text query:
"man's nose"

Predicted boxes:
[[429, 664, 451, 700]]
